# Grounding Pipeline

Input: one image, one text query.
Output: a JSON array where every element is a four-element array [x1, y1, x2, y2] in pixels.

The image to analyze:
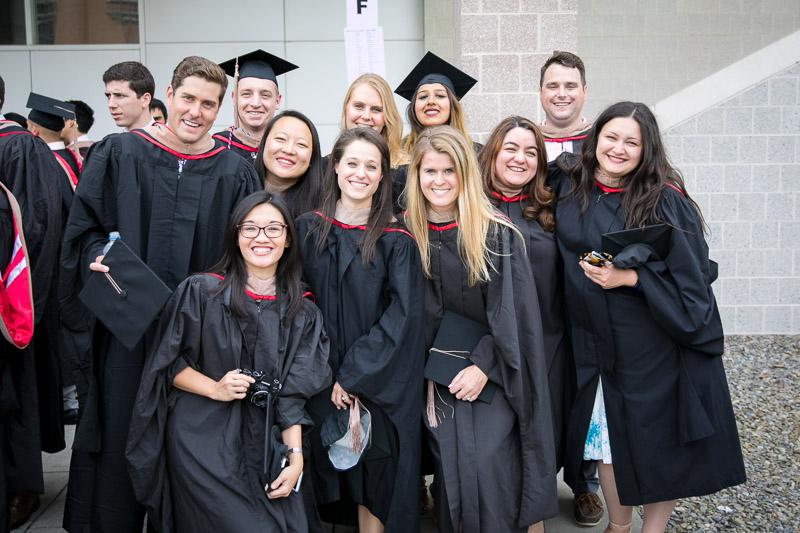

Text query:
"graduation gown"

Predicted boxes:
[[51, 147, 79, 217], [126, 274, 331, 533], [423, 220, 557, 532], [0, 121, 64, 532], [551, 167, 746, 505], [59, 130, 260, 533], [295, 212, 425, 532], [213, 129, 260, 162], [489, 192, 567, 468]]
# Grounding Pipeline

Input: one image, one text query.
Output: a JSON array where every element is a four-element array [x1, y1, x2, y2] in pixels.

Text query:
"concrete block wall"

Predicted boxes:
[[663, 63, 800, 333], [578, 0, 800, 121], [456, 0, 579, 141]]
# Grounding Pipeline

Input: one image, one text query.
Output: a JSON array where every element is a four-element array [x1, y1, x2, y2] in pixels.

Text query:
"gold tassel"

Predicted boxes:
[[349, 396, 361, 454], [427, 380, 438, 428], [426, 380, 454, 428], [232, 57, 240, 131]]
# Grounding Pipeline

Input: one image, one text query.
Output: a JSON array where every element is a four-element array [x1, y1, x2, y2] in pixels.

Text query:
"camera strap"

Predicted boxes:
[[264, 287, 289, 477]]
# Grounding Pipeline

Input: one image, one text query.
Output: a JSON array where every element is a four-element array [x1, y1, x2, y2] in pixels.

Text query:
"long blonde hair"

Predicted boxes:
[[403, 126, 518, 286], [339, 73, 408, 168], [401, 85, 471, 155]]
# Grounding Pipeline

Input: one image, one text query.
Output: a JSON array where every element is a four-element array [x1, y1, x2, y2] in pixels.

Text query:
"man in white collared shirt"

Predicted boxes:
[[103, 61, 155, 132], [538, 51, 593, 163], [60, 100, 95, 159], [537, 51, 605, 528]]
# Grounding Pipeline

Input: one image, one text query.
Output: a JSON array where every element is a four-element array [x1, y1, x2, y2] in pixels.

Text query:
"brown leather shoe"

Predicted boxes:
[[9, 493, 40, 529], [574, 491, 604, 526]]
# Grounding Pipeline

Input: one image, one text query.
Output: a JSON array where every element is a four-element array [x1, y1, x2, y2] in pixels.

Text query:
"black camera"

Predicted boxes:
[[238, 368, 281, 409]]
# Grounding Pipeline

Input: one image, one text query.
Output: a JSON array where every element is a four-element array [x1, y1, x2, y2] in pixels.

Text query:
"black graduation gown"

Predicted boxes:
[[551, 167, 746, 505], [489, 192, 567, 468], [126, 274, 332, 533], [213, 129, 260, 162], [0, 121, 64, 532], [59, 130, 260, 533], [295, 213, 425, 532], [52, 147, 79, 219], [423, 220, 557, 532]]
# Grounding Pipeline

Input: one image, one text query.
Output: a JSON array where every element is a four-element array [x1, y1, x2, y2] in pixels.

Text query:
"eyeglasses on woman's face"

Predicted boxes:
[[237, 224, 288, 239]]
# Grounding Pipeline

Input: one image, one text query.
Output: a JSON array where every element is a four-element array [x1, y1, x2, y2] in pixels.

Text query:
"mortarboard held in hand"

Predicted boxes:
[[395, 51, 477, 101], [602, 223, 719, 282], [78, 239, 172, 350], [424, 310, 496, 406], [601, 224, 671, 270]]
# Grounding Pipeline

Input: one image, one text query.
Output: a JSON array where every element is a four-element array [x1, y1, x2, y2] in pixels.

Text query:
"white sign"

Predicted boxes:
[[344, 0, 385, 85], [344, 27, 386, 84], [346, 0, 379, 29]]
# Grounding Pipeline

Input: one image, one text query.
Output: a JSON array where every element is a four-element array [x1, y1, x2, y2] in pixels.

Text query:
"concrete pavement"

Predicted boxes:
[[14, 426, 642, 532]]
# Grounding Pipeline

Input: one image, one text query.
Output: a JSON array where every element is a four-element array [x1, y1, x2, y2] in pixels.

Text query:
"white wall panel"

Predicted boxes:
[[143, 0, 284, 43], [284, 41, 347, 127], [0, 52, 34, 117], [30, 49, 142, 139]]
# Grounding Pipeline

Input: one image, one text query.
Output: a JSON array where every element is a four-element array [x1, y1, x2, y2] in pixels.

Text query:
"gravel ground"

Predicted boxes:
[[654, 335, 800, 532]]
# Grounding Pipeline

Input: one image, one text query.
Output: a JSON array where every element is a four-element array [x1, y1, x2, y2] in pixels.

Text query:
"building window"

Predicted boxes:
[[32, 0, 139, 45], [0, 0, 27, 44]]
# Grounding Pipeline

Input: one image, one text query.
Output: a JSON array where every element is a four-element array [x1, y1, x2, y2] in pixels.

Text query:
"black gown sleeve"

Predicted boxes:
[[274, 300, 332, 430], [467, 224, 558, 525], [335, 234, 426, 413], [125, 276, 206, 530], [59, 137, 120, 320], [635, 187, 723, 355]]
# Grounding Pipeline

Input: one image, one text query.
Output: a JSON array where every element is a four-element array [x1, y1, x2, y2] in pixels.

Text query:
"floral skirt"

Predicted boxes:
[[583, 378, 612, 464]]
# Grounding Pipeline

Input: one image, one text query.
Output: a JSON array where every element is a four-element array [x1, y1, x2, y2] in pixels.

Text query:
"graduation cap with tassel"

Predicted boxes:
[[217, 49, 299, 133], [25, 92, 82, 165]]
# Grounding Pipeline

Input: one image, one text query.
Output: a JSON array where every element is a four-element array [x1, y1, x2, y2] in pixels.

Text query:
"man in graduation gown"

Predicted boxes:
[[538, 52, 594, 165], [61, 100, 95, 159], [26, 93, 80, 216], [537, 51, 604, 527], [0, 74, 64, 532], [59, 56, 261, 533], [213, 49, 298, 162], [103, 61, 155, 132]]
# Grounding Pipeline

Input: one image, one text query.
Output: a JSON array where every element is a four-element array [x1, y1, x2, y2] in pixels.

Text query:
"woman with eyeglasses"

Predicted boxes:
[[296, 127, 425, 533], [126, 192, 332, 532]]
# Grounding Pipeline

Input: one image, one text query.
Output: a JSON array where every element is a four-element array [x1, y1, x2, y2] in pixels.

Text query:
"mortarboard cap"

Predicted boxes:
[[26, 92, 75, 132], [602, 224, 672, 259], [77, 238, 173, 350], [218, 49, 299, 88], [395, 51, 477, 101], [423, 310, 496, 403]]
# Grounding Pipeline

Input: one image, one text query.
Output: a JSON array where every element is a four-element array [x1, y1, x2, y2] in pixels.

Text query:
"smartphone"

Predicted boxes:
[[279, 456, 303, 492]]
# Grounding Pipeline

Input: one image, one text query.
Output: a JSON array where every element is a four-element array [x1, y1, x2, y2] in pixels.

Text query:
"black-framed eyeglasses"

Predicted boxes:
[[237, 224, 288, 239]]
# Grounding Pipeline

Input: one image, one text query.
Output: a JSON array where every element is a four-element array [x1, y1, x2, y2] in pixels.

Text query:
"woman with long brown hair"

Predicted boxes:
[[297, 127, 425, 532], [478, 115, 567, 478], [552, 102, 745, 533]]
